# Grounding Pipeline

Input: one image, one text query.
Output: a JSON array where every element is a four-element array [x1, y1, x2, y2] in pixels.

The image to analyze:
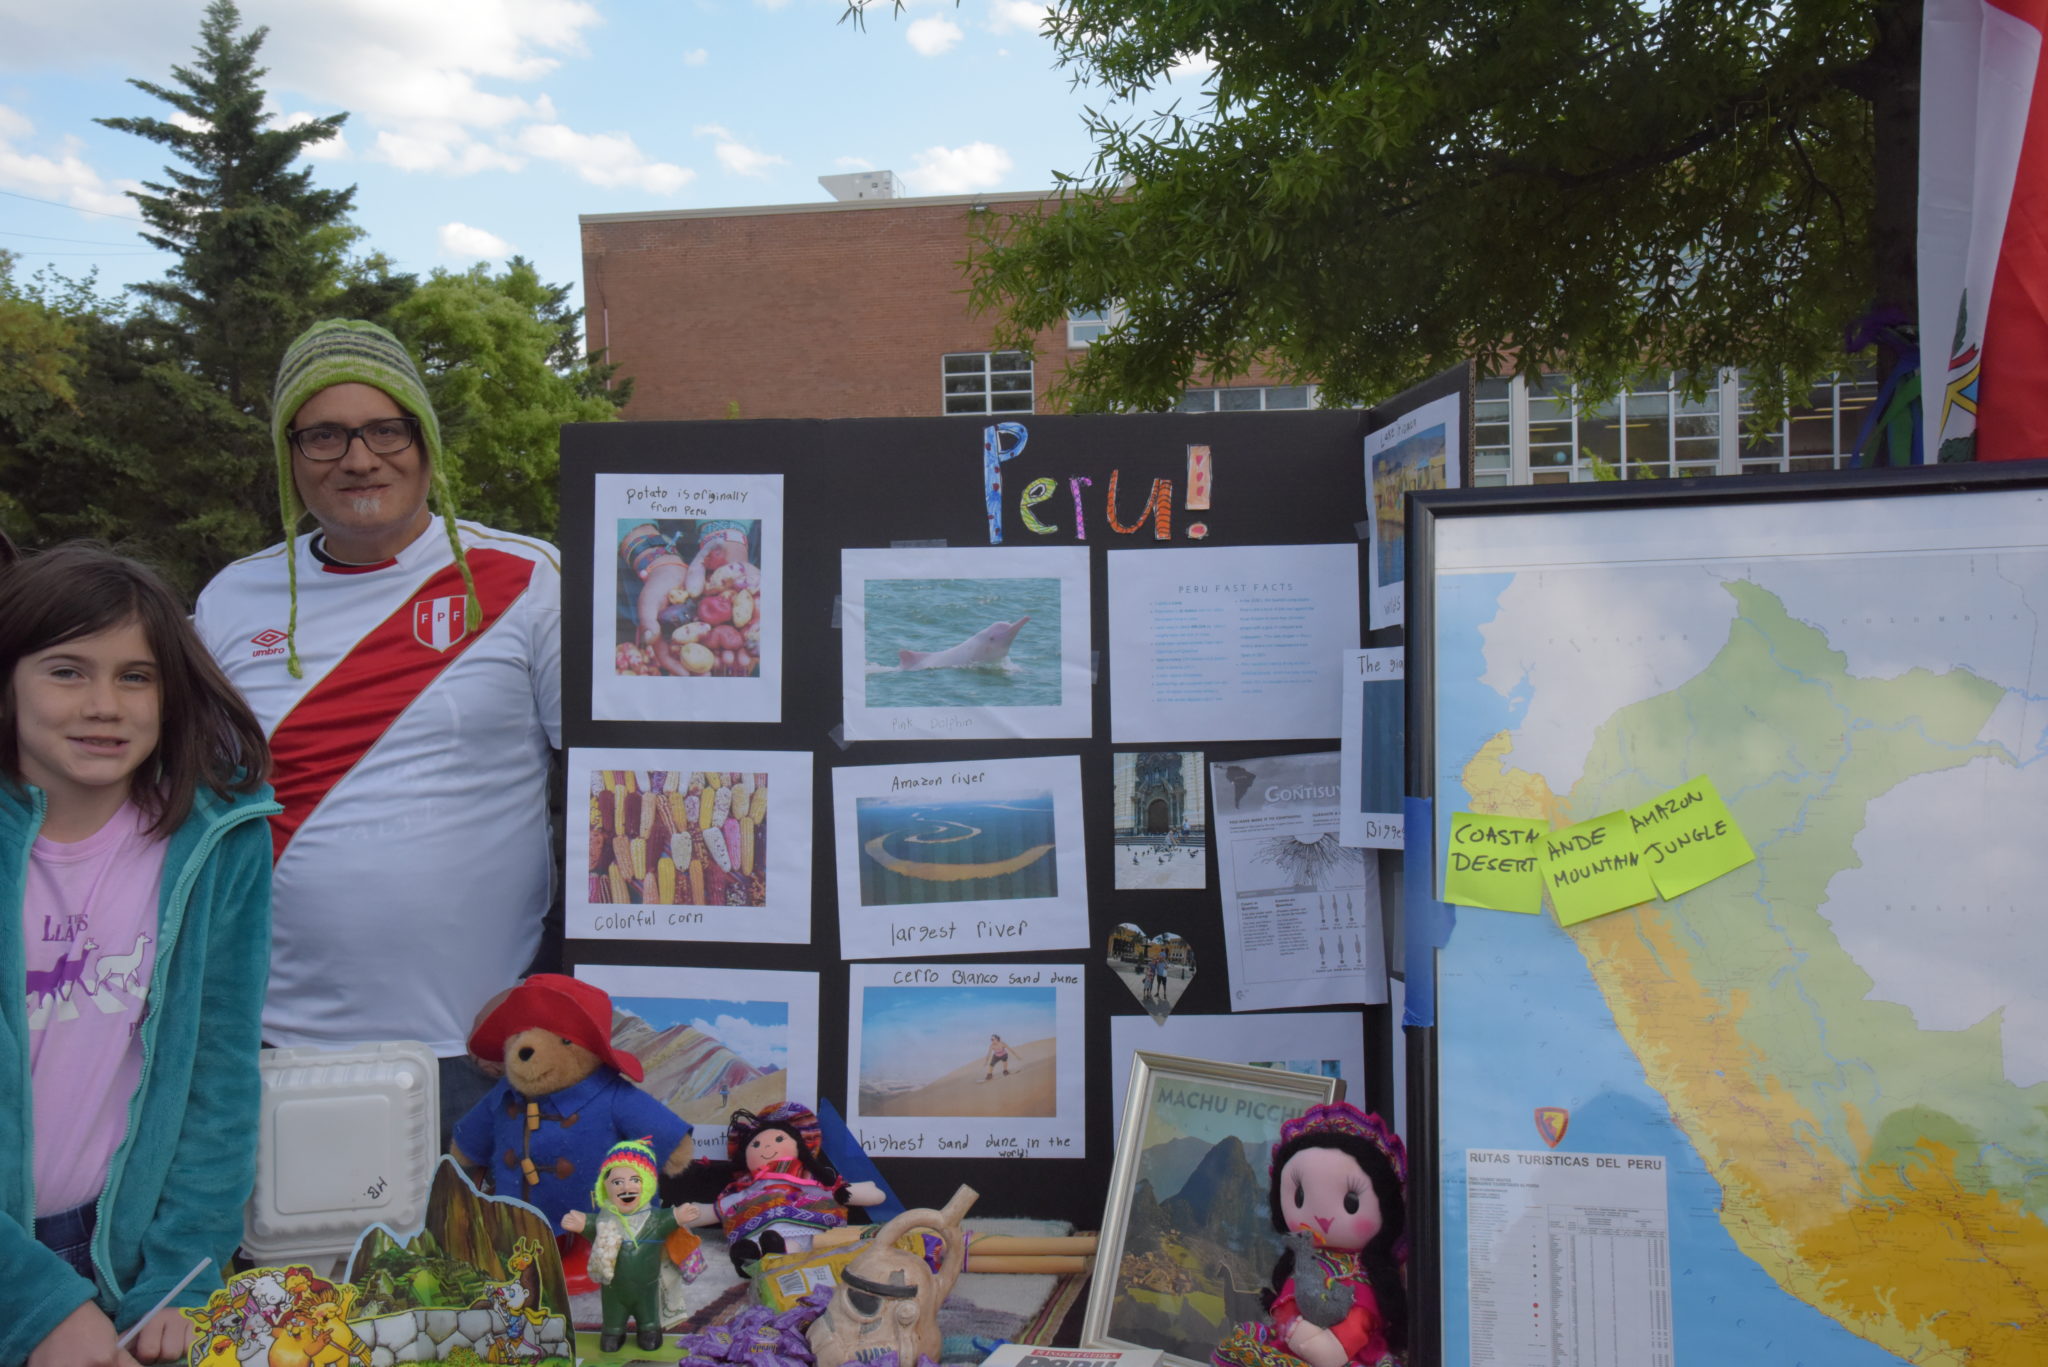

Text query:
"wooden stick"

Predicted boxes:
[[813, 1228, 1099, 1257], [963, 1234, 1099, 1257], [812, 1226, 865, 1250], [964, 1254, 1092, 1275]]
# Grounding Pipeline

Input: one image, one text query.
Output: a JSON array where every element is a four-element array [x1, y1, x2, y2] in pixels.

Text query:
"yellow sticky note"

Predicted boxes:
[[1541, 810, 1658, 927], [1629, 774, 1756, 898], [1444, 812, 1548, 913]]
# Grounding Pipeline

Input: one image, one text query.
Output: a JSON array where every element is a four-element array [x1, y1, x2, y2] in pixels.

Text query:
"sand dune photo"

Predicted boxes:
[[857, 984, 1059, 1119], [861, 1036, 1057, 1117]]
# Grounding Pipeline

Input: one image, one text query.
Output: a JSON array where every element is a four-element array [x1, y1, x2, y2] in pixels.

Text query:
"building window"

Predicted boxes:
[[943, 352, 1033, 415], [1738, 372, 1878, 473], [1067, 305, 1125, 348], [1473, 375, 1512, 487], [1174, 383, 1317, 412], [1485, 368, 1875, 482]]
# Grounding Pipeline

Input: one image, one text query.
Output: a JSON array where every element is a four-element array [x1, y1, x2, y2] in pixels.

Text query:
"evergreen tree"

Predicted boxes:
[[98, 0, 357, 408], [2, 3, 620, 583]]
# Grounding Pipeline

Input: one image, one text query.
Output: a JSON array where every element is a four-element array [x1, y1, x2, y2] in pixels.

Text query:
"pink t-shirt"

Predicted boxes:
[[24, 801, 167, 1216]]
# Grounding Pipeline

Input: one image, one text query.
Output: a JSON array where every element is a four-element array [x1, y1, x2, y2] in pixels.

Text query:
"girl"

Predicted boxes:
[[1, 541, 276, 1367]]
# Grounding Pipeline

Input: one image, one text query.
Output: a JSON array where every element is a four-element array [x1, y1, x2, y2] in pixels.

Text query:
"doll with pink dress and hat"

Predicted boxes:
[[1212, 1102, 1408, 1367]]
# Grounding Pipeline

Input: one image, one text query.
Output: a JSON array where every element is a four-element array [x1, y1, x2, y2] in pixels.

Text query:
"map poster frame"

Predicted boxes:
[[1406, 462, 2048, 1367]]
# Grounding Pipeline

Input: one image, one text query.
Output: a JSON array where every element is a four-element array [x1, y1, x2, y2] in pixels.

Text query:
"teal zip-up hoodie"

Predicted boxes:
[[0, 779, 278, 1364]]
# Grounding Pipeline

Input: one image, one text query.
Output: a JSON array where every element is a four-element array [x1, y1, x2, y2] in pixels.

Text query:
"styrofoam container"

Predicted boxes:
[[242, 1040, 440, 1265]]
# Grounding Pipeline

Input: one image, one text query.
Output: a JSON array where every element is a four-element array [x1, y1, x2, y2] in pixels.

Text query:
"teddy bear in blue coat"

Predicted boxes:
[[450, 975, 693, 1233]]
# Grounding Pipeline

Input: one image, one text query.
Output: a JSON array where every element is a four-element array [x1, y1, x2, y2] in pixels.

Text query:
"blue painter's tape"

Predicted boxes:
[[1402, 795, 1454, 1027]]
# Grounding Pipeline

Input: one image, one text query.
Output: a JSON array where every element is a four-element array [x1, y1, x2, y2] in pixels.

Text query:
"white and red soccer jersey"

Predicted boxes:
[[195, 520, 562, 1055]]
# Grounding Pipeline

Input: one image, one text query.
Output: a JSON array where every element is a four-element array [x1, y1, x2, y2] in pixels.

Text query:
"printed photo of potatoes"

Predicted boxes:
[[589, 769, 768, 907], [614, 518, 764, 677]]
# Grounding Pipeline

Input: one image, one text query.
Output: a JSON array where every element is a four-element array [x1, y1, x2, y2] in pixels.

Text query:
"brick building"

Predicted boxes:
[[582, 185, 1878, 479], [580, 186, 1311, 424]]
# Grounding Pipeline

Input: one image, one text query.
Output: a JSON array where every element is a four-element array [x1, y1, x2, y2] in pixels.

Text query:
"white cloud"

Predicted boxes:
[[682, 48, 709, 66], [439, 221, 513, 260], [902, 141, 1012, 194], [514, 122, 694, 194], [907, 15, 964, 55], [1166, 50, 1217, 82], [168, 112, 210, 134], [0, 103, 143, 218], [987, 0, 1048, 34], [4, 3, 698, 202], [374, 128, 522, 175], [220, 2, 605, 182], [834, 155, 875, 170], [694, 1014, 788, 1070], [694, 124, 786, 178]]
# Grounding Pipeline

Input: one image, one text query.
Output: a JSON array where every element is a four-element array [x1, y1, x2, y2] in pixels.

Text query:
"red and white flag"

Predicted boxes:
[[1921, 0, 2048, 460]]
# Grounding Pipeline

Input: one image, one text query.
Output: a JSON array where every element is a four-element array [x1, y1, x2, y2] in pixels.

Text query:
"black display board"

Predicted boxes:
[[557, 406, 1436, 1229]]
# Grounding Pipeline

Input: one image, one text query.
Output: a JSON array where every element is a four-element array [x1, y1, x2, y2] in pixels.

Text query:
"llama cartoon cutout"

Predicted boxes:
[[74, 929, 154, 1020], [90, 930, 152, 997]]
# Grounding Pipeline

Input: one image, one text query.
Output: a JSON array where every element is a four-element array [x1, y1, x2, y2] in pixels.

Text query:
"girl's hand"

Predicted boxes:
[[561, 1211, 587, 1234], [841, 1181, 885, 1207], [27, 1301, 142, 1367], [1283, 1318, 1348, 1367], [126, 1308, 192, 1365]]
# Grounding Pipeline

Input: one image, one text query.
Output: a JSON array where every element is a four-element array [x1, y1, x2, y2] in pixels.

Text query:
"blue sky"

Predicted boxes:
[[0, 1, 1212, 305]]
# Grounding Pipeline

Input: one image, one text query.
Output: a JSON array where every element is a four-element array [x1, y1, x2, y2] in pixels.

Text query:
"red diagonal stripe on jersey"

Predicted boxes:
[[266, 549, 537, 860]]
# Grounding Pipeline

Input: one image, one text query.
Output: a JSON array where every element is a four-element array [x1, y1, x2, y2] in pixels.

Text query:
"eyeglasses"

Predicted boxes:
[[288, 416, 420, 462]]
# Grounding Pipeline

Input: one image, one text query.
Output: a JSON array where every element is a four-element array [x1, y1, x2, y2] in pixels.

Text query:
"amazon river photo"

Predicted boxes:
[[861, 576, 1062, 708], [854, 791, 1059, 907]]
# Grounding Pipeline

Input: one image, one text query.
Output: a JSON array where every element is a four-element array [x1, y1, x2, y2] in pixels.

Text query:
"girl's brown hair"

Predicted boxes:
[[0, 542, 269, 834]]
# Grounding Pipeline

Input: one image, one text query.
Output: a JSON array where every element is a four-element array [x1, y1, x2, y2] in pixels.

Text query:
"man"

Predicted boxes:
[[195, 320, 560, 1123]]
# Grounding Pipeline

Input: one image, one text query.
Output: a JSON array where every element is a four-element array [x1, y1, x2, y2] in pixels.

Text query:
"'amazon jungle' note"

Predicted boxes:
[[1629, 774, 1756, 899]]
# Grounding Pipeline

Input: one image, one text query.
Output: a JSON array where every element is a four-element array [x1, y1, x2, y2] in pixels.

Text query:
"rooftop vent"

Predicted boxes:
[[819, 170, 899, 201]]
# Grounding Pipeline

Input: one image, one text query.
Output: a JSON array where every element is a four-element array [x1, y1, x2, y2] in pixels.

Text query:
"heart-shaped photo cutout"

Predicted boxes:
[[1106, 924, 1196, 1023]]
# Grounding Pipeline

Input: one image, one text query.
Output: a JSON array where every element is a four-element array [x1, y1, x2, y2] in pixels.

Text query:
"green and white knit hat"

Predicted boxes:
[[271, 319, 478, 677]]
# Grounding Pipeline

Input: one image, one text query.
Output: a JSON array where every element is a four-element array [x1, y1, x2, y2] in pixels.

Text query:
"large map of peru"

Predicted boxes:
[[1461, 575, 2048, 1364]]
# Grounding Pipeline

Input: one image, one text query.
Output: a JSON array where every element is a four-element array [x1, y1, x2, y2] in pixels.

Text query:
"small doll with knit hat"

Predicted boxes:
[[660, 1101, 884, 1275], [561, 1138, 705, 1353], [1211, 1102, 1407, 1367]]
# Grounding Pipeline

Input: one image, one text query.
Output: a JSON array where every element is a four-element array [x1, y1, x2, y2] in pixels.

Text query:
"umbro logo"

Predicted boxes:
[[250, 628, 289, 659]]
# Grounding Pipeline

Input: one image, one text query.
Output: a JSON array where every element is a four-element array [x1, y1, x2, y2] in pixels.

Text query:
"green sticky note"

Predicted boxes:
[[1540, 810, 1658, 927], [1629, 774, 1757, 898], [1444, 812, 1548, 913]]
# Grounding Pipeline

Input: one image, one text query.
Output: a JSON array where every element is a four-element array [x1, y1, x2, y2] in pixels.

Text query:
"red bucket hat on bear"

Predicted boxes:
[[467, 974, 644, 1083]]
